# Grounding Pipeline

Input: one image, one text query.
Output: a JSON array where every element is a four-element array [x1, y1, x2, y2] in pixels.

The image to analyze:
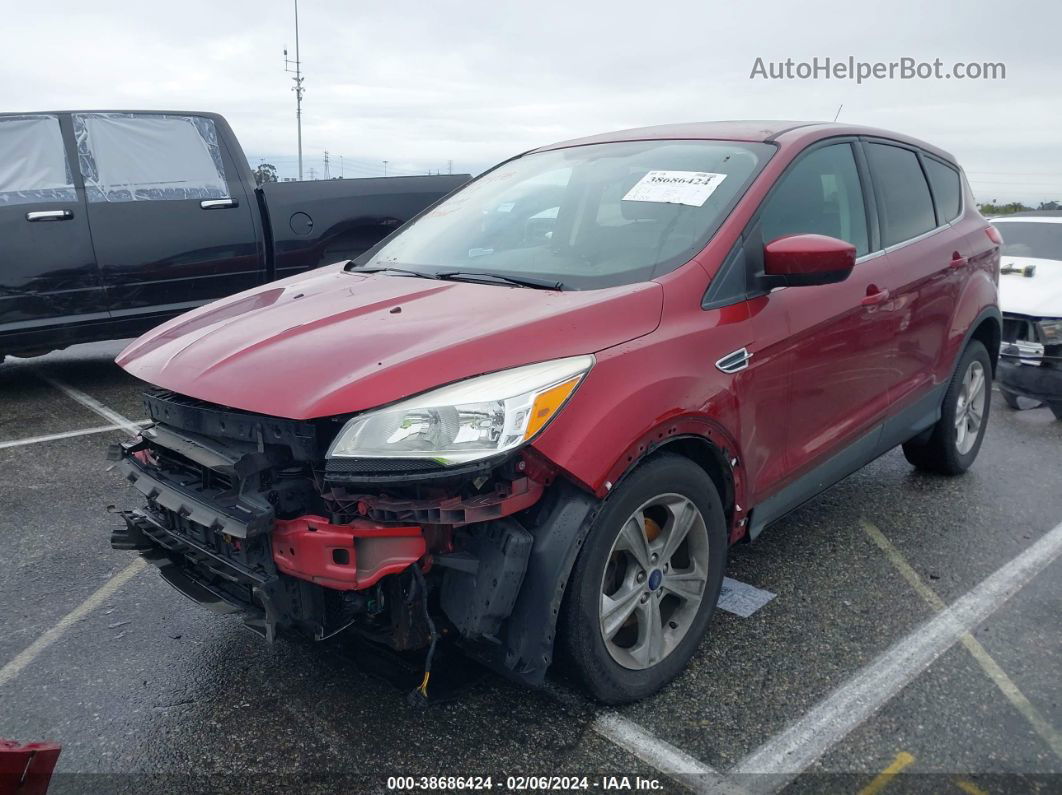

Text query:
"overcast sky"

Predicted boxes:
[[7, 0, 1061, 203]]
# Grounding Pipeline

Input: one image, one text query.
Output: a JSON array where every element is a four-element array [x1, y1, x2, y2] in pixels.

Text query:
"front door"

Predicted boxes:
[[756, 140, 896, 479], [73, 112, 262, 324], [0, 113, 103, 351]]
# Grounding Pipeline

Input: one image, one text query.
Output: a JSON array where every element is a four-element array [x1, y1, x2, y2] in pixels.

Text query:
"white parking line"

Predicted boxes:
[[0, 421, 150, 450], [0, 558, 146, 688], [719, 519, 1062, 794], [592, 712, 732, 794], [862, 520, 1062, 761], [39, 374, 142, 434]]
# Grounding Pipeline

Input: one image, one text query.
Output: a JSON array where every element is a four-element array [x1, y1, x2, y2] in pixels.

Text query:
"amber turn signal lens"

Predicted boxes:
[[522, 377, 582, 440]]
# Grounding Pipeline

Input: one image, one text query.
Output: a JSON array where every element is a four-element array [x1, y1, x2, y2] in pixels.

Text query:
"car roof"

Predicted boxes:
[[532, 120, 957, 163], [0, 109, 224, 120], [991, 212, 1062, 223]]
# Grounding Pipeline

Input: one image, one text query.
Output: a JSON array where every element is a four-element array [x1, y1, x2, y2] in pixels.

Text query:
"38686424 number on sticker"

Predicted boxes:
[[621, 170, 728, 207]]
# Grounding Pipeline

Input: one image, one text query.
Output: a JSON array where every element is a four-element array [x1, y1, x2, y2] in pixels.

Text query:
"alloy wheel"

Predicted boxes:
[[954, 359, 987, 455], [598, 493, 710, 670]]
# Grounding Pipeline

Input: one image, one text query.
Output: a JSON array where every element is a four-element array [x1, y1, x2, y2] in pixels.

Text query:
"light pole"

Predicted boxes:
[[284, 0, 305, 180]]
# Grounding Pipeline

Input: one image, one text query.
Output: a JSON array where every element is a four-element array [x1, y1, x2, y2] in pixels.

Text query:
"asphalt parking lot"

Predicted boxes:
[[1, 342, 1060, 795]]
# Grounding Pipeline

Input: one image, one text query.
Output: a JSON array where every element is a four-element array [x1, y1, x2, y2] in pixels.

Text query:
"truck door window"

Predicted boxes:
[[72, 113, 229, 202], [865, 143, 936, 246], [0, 115, 76, 205], [759, 143, 869, 256]]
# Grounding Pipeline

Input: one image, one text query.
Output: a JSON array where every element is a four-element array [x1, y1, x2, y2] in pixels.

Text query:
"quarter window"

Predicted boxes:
[[73, 113, 229, 203], [0, 115, 76, 205], [924, 158, 963, 222], [865, 143, 936, 246], [760, 143, 869, 257]]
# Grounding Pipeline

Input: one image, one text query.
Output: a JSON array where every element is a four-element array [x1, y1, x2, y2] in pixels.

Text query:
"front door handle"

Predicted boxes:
[[200, 198, 239, 210], [861, 286, 890, 306], [26, 209, 73, 222]]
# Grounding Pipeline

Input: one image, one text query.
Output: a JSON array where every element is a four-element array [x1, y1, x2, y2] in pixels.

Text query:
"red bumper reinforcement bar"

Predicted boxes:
[[272, 515, 426, 591]]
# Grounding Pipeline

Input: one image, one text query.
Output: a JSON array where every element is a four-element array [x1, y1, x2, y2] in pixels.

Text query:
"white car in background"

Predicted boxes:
[[991, 212, 1062, 419]]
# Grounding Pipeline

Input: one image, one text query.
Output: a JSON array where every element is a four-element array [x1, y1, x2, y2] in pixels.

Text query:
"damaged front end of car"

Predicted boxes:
[[110, 370, 599, 687], [999, 313, 1062, 417]]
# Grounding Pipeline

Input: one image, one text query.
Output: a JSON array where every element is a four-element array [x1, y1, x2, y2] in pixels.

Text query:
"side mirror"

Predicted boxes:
[[763, 233, 856, 287]]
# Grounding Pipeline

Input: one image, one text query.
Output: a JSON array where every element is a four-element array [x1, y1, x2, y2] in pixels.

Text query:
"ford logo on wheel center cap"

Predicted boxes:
[[648, 569, 663, 591]]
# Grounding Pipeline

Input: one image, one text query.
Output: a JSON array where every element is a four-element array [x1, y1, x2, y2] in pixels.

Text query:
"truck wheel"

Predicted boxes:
[[558, 453, 726, 704], [902, 340, 992, 475]]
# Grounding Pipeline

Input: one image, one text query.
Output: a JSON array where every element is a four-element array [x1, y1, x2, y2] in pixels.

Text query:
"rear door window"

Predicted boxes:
[[865, 143, 937, 246], [0, 115, 76, 205], [924, 158, 963, 222], [72, 112, 230, 202], [759, 142, 869, 256]]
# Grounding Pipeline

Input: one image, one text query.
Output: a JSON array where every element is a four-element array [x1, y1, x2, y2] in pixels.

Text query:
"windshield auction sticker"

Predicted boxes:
[[622, 170, 727, 207]]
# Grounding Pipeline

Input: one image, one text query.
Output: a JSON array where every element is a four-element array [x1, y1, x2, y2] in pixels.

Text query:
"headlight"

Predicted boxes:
[[1038, 318, 1062, 344], [327, 355, 594, 465]]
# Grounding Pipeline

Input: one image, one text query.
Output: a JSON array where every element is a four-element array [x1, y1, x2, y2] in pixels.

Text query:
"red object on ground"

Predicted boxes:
[[0, 741, 61, 795], [272, 515, 426, 590]]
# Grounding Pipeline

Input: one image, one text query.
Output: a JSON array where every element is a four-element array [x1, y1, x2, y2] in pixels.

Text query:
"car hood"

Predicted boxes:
[[117, 263, 664, 419], [998, 256, 1062, 318]]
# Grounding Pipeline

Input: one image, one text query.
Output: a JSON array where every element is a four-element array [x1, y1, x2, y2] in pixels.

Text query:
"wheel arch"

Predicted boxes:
[[598, 416, 743, 538], [969, 311, 1002, 376], [638, 436, 737, 539]]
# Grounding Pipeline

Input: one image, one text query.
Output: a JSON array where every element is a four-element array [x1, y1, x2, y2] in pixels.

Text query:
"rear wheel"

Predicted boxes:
[[902, 340, 992, 475], [558, 454, 726, 704]]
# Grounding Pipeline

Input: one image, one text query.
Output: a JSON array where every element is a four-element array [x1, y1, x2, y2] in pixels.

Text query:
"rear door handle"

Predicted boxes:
[[26, 209, 73, 222], [950, 252, 968, 268], [200, 198, 239, 209], [861, 286, 890, 306]]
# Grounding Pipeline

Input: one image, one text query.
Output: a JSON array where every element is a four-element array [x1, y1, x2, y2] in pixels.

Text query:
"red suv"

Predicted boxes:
[[112, 121, 1000, 703]]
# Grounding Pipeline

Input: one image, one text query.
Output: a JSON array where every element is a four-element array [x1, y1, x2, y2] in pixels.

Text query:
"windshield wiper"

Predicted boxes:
[[351, 266, 441, 280], [435, 271, 564, 290]]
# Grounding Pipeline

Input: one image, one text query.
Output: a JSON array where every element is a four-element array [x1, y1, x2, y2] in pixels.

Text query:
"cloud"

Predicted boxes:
[[5, 0, 1060, 201]]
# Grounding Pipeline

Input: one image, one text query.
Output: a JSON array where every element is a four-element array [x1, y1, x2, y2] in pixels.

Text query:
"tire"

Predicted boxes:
[[558, 453, 727, 704], [902, 340, 992, 475], [1049, 402, 1062, 421]]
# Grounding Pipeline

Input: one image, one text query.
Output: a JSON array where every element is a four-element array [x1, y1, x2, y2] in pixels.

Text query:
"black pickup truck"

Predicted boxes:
[[0, 110, 468, 360]]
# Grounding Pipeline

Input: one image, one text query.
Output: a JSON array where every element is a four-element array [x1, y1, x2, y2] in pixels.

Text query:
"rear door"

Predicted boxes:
[[0, 113, 103, 348], [73, 112, 262, 322], [862, 141, 962, 413]]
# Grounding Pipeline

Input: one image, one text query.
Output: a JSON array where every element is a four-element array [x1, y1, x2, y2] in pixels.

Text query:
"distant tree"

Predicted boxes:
[[978, 201, 1031, 216], [1038, 200, 1060, 211], [252, 163, 279, 186]]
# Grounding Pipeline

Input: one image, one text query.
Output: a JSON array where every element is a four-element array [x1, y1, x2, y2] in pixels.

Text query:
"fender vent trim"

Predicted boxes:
[[716, 347, 753, 374]]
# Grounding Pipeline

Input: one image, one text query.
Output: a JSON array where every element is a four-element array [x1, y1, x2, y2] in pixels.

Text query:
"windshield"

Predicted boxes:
[[997, 221, 1062, 261], [351, 139, 774, 289]]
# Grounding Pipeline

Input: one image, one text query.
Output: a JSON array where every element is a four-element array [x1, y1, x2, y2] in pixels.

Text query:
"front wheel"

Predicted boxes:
[[902, 340, 992, 475], [558, 453, 727, 704]]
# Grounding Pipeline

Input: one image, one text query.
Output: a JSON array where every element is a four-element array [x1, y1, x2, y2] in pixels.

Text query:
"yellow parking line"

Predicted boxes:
[[955, 779, 989, 795], [862, 521, 1062, 762], [857, 751, 915, 795]]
